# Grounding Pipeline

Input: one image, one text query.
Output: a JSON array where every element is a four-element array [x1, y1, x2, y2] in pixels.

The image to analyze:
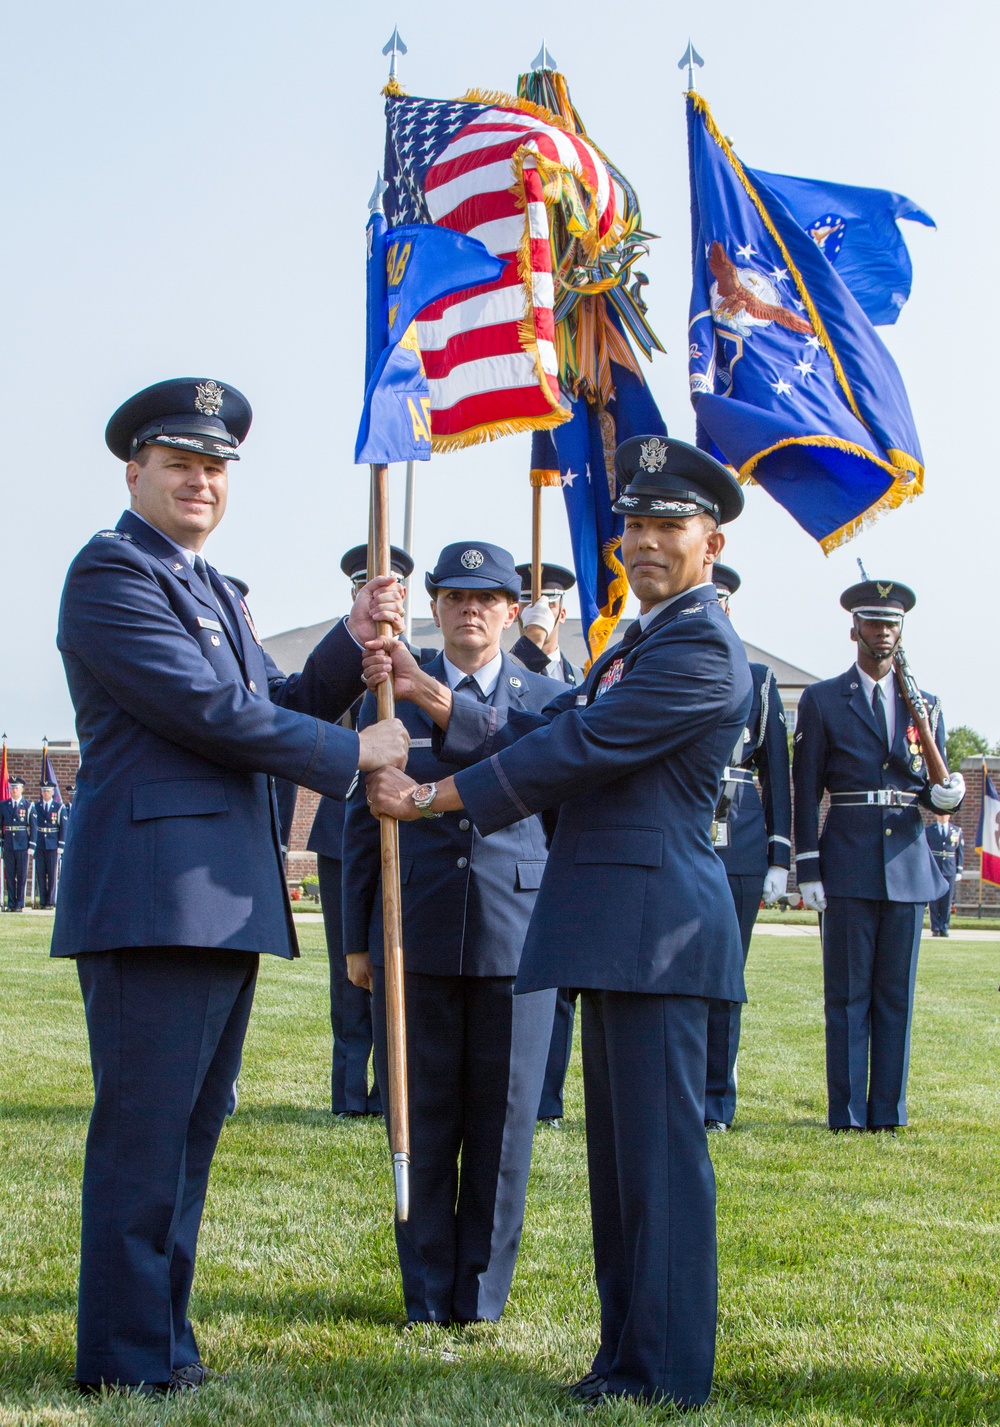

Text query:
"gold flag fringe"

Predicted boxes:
[[530, 469, 563, 488], [584, 537, 629, 668]]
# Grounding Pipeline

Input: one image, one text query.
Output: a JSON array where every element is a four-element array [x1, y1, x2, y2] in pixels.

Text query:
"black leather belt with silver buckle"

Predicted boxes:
[[829, 790, 918, 808]]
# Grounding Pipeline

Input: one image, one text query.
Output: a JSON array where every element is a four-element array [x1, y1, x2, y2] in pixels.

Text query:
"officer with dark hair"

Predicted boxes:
[[31, 781, 68, 908], [704, 563, 791, 1131], [306, 541, 420, 1118], [365, 436, 752, 1408], [793, 578, 964, 1132], [55, 377, 407, 1397], [926, 814, 964, 936], [344, 541, 563, 1326], [1, 777, 32, 911]]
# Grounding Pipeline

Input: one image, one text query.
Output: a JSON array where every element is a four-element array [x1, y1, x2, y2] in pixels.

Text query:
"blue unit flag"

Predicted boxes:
[[686, 93, 924, 551], [356, 211, 504, 465], [749, 170, 933, 327]]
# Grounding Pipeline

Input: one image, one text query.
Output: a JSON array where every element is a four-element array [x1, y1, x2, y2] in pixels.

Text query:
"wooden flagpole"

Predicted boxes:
[[369, 461, 410, 1220]]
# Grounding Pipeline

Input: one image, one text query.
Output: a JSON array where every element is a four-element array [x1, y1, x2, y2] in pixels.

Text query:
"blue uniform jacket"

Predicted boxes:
[[1, 798, 33, 852], [32, 800, 68, 851], [925, 822, 963, 876], [511, 634, 583, 686], [342, 651, 563, 977], [792, 668, 949, 902], [715, 663, 791, 877], [439, 588, 753, 1000], [52, 509, 365, 960]]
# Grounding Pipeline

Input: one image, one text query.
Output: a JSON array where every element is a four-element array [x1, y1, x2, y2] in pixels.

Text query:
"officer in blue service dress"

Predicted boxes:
[[510, 561, 585, 1124], [365, 436, 752, 1409], [705, 564, 792, 1131], [926, 814, 964, 936], [31, 780, 68, 908], [306, 541, 417, 1117], [1, 776, 33, 911], [54, 378, 407, 1397], [792, 579, 965, 1132], [344, 541, 563, 1325]]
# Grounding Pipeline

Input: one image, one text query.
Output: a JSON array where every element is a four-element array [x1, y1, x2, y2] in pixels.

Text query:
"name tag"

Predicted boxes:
[[409, 738, 432, 749], [197, 617, 223, 632]]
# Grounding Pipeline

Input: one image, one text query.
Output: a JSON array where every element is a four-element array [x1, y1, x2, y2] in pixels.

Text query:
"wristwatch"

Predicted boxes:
[[411, 782, 444, 818]]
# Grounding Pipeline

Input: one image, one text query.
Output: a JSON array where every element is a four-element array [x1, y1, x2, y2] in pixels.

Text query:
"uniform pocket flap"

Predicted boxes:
[[132, 779, 229, 822], [515, 860, 546, 890], [399, 858, 415, 885], [574, 827, 663, 867]]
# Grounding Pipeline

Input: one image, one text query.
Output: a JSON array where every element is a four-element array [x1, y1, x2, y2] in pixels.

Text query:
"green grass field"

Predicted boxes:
[[1, 918, 998, 1425]]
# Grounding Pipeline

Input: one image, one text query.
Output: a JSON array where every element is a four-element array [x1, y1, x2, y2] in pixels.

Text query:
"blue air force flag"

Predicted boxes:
[[686, 93, 924, 551]]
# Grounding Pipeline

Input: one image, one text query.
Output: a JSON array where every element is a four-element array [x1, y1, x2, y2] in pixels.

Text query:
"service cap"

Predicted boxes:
[[612, 435, 743, 525], [106, 378, 252, 463], [514, 561, 576, 599], [340, 544, 414, 583], [839, 579, 915, 621], [712, 563, 742, 596], [426, 542, 521, 599]]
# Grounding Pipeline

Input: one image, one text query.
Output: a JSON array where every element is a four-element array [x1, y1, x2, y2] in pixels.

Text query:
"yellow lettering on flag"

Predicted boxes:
[[387, 242, 412, 287], [407, 398, 431, 443]]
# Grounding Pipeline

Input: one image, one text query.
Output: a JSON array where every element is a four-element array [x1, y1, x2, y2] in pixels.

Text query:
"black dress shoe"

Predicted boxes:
[[77, 1379, 171, 1397], [171, 1362, 227, 1387], [537, 1116, 563, 1128], [868, 1124, 898, 1136], [704, 1119, 728, 1133], [829, 1125, 864, 1134], [566, 1372, 608, 1401]]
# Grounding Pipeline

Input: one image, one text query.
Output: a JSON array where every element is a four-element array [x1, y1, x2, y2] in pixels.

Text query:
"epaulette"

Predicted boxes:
[[92, 529, 133, 542], [677, 603, 705, 617]]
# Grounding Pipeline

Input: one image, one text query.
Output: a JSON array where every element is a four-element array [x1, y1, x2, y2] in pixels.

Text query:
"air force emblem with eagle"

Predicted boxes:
[[708, 242, 812, 338]]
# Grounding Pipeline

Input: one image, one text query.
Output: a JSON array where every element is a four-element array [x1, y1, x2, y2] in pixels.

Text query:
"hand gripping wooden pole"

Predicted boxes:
[[892, 643, 951, 788], [369, 462, 410, 1220]]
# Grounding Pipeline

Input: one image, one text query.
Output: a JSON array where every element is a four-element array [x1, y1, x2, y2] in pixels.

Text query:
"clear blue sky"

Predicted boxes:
[[2, 1, 995, 744]]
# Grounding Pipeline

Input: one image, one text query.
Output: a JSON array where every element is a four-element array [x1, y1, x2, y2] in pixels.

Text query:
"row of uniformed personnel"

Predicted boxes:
[[1, 779, 68, 910], [53, 376, 966, 1411]]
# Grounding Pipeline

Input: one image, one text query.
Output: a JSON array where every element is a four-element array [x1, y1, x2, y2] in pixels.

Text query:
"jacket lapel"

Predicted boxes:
[[845, 668, 882, 741], [116, 511, 223, 623]]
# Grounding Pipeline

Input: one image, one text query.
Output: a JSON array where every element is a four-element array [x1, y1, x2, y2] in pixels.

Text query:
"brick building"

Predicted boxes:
[[4, 744, 80, 801]]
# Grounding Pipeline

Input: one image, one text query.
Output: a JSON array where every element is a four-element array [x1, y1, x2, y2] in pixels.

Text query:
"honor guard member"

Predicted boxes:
[[344, 541, 563, 1325], [366, 436, 751, 1408], [793, 578, 964, 1132], [54, 378, 407, 1396], [306, 541, 419, 1117], [1, 776, 33, 911], [705, 564, 792, 1131], [926, 814, 964, 936], [512, 561, 584, 1123], [31, 780, 67, 908]]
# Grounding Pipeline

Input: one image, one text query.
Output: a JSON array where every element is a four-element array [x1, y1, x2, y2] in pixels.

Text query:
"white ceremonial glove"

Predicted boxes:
[[799, 880, 827, 913], [955, 872, 963, 882], [762, 866, 789, 905], [521, 598, 556, 635], [930, 772, 966, 811]]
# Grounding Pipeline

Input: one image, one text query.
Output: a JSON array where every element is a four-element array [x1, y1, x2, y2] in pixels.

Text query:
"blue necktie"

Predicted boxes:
[[872, 683, 890, 748], [194, 556, 241, 647], [455, 675, 488, 704]]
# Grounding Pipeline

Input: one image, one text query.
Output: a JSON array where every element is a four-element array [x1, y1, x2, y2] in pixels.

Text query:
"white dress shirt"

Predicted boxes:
[[855, 664, 897, 747], [442, 651, 503, 699], [638, 582, 716, 631]]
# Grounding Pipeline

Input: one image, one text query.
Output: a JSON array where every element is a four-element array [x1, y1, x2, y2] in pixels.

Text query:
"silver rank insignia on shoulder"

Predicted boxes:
[[509, 676, 522, 688], [194, 380, 225, 416], [97, 530, 118, 539], [678, 603, 704, 616]]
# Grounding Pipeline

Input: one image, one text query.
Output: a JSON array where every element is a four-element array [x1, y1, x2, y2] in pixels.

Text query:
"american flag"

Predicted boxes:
[[384, 92, 618, 449]]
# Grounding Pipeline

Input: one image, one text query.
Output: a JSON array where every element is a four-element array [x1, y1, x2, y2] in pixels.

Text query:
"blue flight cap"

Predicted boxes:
[[341, 544, 414, 583], [612, 435, 743, 524], [514, 561, 576, 598], [425, 542, 522, 599], [840, 579, 915, 620], [105, 378, 252, 463], [712, 563, 742, 596]]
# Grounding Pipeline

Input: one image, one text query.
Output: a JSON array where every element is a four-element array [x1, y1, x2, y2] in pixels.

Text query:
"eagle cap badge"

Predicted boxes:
[[460, 549, 484, 570], [194, 380, 225, 417], [639, 437, 669, 473]]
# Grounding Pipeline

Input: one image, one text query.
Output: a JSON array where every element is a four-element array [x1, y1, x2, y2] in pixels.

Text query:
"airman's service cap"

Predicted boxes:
[[612, 435, 743, 525], [514, 561, 576, 598], [106, 378, 252, 463], [712, 563, 742, 596], [840, 579, 915, 621], [426, 542, 521, 599], [340, 544, 414, 583]]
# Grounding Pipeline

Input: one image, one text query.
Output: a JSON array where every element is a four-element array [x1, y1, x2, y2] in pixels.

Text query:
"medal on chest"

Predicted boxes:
[[239, 599, 262, 647], [595, 657, 625, 699], [905, 721, 923, 774]]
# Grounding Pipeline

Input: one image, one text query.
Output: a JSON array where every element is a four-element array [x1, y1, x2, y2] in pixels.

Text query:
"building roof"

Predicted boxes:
[[262, 616, 820, 691]]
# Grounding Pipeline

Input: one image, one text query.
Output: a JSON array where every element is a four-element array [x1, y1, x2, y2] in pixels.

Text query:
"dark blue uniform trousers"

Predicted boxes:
[[582, 990, 716, 1407], [75, 947, 257, 1387], [705, 872, 764, 1125], [929, 875, 955, 935], [37, 848, 59, 907], [537, 987, 577, 1118], [3, 847, 28, 909], [372, 968, 554, 1323], [821, 897, 923, 1128], [317, 855, 380, 1115]]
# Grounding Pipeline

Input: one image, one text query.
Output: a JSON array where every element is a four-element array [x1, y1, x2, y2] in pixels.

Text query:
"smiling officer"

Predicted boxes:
[[344, 541, 563, 1326], [364, 437, 752, 1409], [55, 378, 407, 1397], [793, 579, 964, 1132]]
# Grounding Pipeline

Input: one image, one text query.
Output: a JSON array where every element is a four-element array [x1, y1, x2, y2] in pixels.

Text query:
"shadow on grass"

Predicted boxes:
[[0, 1101, 90, 1124], [233, 1104, 383, 1129], [192, 1283, 404, 1328]]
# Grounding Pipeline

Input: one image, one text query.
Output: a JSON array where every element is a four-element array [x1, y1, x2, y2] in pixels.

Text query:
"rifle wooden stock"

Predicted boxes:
[[893, 645, 950, 788], [369, 461, 410, 1221]]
